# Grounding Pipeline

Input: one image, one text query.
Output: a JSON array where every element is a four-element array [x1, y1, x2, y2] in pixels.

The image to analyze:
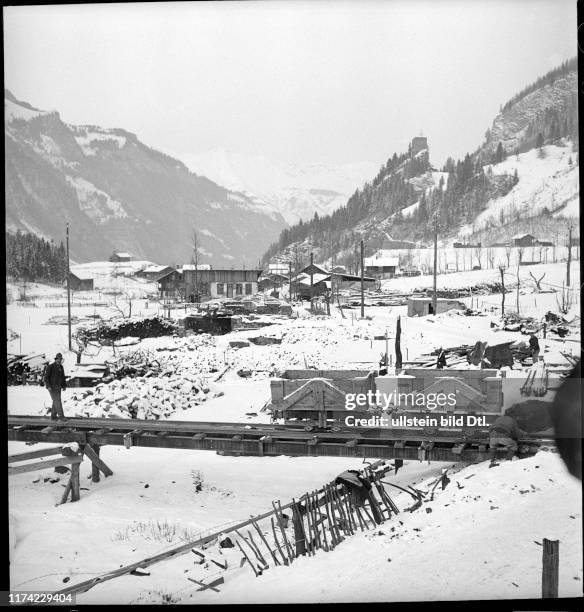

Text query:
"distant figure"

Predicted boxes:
[[436, 348, 447, 369], [488, 411, 527, 466], [44, 353, 67, 419], [529, 333, 540, 362]]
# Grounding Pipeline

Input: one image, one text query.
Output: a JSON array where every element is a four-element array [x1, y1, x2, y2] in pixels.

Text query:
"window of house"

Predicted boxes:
[[236, 283, 243, 295], [245, 283, 253, 295], [217, 283, 224, 295]]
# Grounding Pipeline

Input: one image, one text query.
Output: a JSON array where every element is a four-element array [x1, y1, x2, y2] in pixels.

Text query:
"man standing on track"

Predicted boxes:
[[44, 352, 67, 419]]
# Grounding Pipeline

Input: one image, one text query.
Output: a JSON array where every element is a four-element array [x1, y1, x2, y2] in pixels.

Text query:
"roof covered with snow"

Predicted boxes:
[[364, 251, 400, 268]]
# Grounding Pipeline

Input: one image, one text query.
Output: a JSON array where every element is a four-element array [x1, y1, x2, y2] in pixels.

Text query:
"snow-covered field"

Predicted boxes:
[[7, 260, 582, 603]]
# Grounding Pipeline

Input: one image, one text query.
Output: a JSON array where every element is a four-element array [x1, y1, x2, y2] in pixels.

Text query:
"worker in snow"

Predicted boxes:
[[529, 333, 540, 362], [436, 348, 447, 369], [488, 411, 527, 466], [44, 353, 67, 419]]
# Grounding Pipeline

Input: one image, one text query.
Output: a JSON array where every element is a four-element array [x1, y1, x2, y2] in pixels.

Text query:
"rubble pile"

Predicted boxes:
[[78, 317, 180, 343], [7, 353, 48, 385], [64, 372, 219, 419], [228, 321, 373, 378]]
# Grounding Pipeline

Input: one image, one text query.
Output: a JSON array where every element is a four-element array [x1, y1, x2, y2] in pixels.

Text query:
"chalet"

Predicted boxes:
[[137, 265, 175, 281], [407, 297, 466, 317], [68, 271, 94, 291], [157, 269, 184, 299], [109, 251, 132, 262], [268, 261, 291, 276], [182, 268, 262, 300], [364, 251, 399, 278], [259, 273, 289, 292], [293, 269, 376, 299], [512, 234, 536, 247], [534, 239, 554, 247]]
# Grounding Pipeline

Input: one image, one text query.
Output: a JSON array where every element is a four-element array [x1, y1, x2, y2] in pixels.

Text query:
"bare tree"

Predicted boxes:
[[529, 271, 546, 292], [498, 264, 507, 316], [487, 248, 495, 269], [566, 223, 573, 287], [110, 290, 133, 318], [556, 282, 574, 315], [516, 263, 521, 315], [505, 246, 512, 268], [191, 229, 200, 299]]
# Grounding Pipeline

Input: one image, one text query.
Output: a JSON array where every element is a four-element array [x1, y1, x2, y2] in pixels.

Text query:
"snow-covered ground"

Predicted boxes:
[[7, 259, 582, 603]]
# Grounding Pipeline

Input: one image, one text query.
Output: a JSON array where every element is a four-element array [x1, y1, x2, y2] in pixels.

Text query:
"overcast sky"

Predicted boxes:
[[3, 1, 577, 169]]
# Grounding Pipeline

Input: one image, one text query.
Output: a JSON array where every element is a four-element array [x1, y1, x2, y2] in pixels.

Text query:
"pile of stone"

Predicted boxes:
[[65, 372, 219, 419]]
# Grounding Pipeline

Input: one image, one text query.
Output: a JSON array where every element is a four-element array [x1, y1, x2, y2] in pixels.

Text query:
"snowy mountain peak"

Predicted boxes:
[[177, 148, 378, 224]]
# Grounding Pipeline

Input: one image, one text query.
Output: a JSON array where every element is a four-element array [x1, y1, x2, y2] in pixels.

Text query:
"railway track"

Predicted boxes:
[[7, 415, 544, 462]]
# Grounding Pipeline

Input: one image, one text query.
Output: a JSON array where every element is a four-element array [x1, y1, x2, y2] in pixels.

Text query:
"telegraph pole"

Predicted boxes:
[[432, 221, 438, 316], [310, 252, 314, 313], [66, 222, 72, 350], [360, 239, 365, 318]]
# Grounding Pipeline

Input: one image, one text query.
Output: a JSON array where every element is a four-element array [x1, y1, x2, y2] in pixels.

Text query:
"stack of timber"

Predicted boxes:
[[77, 317, 179, 344]]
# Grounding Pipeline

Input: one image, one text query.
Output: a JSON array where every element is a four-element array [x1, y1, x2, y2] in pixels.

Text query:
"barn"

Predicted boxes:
[[109, 251, 132, 262], [364, 251, 400, 278], [407, 297, 466, 317], [68, 271, 94, 291]]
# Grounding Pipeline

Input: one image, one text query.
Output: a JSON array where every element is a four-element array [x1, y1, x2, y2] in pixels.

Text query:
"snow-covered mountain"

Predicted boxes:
[[4, 90, 287, 265], [179, 148, 378, 224], [263, 58, 579, 266]]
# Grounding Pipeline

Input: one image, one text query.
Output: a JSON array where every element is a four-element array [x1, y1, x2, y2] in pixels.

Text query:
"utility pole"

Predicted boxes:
[[567, 224, 573, 287], [360, 239, 365, 318], [432, 221, 438, 316], [310, 252, 314, 313], [66, 222, 72, 350]]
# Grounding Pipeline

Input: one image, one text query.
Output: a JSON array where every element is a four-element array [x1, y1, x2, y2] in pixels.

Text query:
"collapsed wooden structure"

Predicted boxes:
[[54, 459, 411, 597]]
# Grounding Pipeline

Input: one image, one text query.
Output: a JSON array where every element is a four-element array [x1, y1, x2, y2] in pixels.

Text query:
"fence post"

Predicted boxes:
[[542, 538, 559, 598]]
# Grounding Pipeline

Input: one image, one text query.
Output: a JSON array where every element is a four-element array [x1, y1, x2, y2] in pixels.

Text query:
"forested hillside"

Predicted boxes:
[[263, 58, 578, 270]]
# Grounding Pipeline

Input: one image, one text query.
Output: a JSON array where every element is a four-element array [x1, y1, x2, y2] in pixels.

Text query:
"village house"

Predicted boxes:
[[182, 268, 263, 300], [512, 234, 536, 247], [157, 269, 184, 299], [68, 271, 94, 291], [137, 264, 175, 281], [364, 251, 400, 278], [292, 263, 376, 299], [109, 251, 132, 262], [258, 272, 289, 292]]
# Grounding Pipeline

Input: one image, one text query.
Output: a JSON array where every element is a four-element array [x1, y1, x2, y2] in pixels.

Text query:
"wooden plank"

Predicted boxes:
[[83, 444, 113, 477], [542, 539, 559, 598], [60, 477, 72, 505], [8, 446, 64, 463], [70, 462, 80, 502], [188, 577, 224, 592], [8, 455, 83, 476]]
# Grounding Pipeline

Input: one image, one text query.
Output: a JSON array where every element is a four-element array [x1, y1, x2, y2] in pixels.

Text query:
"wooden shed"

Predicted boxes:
[[407, 297, 466, 317]]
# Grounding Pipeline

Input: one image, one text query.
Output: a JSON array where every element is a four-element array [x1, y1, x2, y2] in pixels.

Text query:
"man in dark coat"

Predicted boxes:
[[436, 348, 447, 369], [488, 411, 527, 465], [44, 353, 67, 419], [529, 333, 540, 362]]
